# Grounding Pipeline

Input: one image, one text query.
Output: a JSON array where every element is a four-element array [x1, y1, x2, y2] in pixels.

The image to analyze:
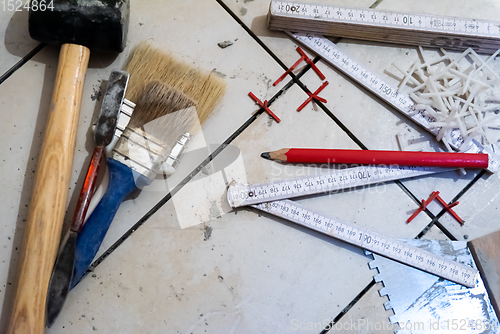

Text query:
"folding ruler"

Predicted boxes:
[[273, 30, 500, 174], [227, 164, 479, 287], [266, 2, 500, 174], [268, 0, 500, 53]]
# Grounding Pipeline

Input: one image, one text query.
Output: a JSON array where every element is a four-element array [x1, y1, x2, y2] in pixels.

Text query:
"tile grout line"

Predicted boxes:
[[0, 43, 46, 85], [86, 4, 427, 327], [319, 279, 376, 334], [1, 2, 485, 330], [80, 63, 314, 281], [450, 170, 486, 204], [369, 0, 384, 8], [215, 0, 290, 72], [213, 0, 440, 331], [312, 0, 433, 332], [323, 171, 487, 331], [215, 1, 488, 332], [431, 169, 487, 240]]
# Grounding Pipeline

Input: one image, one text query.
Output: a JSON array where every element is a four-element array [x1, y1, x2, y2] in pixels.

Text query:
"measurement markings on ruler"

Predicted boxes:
[[253, 199, 478, 287], [268, 1, 500, 53], [286, 32, 500, 173], [290, 33, 440, 133], [228, 165, 451, 207]]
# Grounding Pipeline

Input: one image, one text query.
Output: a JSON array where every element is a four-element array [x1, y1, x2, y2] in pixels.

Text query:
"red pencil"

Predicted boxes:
[[261, 148, 489, 168]]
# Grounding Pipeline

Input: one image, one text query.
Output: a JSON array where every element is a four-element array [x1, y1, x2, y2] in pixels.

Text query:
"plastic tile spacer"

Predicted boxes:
[[297, 47, 326, 81], [273, 47, 326, 86], [434, 195, 464, 225], [407, 191, 440, 224], [297, 81, 329, 111], [248, 92, 281, 123]]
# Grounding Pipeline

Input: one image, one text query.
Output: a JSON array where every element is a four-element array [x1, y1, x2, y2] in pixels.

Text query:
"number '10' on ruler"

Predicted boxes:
[[268, 1, 500, 53]]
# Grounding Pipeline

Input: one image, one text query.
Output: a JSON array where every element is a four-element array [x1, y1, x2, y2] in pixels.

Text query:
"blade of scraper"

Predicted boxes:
[[95, 70, 129, 146]]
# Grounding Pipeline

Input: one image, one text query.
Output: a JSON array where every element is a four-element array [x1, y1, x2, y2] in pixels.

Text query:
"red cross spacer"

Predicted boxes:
[[248, 92, 281, 123], [273, 47, 326, 86], [406, 191, 464, 225], [297, 81, 329, 111], [406, 191, 440, 224], [435, 195, 464, 225]]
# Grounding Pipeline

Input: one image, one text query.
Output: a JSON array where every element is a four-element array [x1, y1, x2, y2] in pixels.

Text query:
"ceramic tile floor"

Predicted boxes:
[[1, 0, 500, 333]]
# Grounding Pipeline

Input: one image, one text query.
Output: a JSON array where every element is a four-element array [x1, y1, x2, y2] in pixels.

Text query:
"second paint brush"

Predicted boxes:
[[71, 82, 198, 286]]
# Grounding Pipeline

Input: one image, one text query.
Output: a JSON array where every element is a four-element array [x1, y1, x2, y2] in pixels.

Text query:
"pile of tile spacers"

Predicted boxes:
[[248, 46, 329, 122], [407, 191, 464, 225]]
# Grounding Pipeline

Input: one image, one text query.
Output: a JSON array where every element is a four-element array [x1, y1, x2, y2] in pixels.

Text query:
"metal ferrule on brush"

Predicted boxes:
[[164, 133, 192, 169], [111, 126, 170, 182]]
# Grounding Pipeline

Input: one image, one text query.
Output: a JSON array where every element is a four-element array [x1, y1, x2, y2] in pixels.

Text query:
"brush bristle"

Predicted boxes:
[[124, 42, 226, 125], [128, 81, 199, 147]]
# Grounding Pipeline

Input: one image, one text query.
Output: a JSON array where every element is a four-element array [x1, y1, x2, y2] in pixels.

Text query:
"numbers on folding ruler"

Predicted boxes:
[[271, 1, 500, 38], [288, 33, 481, 152], [256, 199, 478, 287], [294, 33, 415, 113], [228, 165, 450, 207]]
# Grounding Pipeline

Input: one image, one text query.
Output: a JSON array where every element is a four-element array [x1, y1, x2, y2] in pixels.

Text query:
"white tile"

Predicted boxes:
[[437, 171, 500, 241], [50, 83, 432, 333], [48, 202, 374, 333], [326, 282, 398, 334], [0, 0, 285, 330], [220, 0, 377, 69], [3, 0, 500, 332], [76, 0, 288, 259], [0, 8, 40, 76]]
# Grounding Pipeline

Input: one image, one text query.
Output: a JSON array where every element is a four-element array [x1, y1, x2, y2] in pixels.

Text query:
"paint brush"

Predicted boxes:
[[83, 42, 227, 217], [70, 43, 226, 288], [45, 70, 129, 327], [71, 82, 199, 286], [123, 42, 226, 125]]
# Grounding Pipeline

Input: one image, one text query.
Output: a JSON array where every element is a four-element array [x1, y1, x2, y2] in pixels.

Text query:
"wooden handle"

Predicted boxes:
[[468, 230, 500, 319], [7, 43, 90, 333]]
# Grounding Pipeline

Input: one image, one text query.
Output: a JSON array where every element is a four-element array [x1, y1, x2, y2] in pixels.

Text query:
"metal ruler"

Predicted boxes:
[[228, 164, 451, 207], [252, 199, 478, 287], [286, 32, 500, 173], [268, 1, 500, 53]]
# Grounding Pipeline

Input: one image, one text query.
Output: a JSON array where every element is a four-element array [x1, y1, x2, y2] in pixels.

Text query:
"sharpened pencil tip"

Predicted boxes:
[[261, 152, 271, 160]]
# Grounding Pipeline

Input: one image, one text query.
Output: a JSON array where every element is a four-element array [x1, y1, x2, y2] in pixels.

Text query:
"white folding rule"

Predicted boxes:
[[227, 164, 478, 287], [268, 1, 500, 54], [285, 32, 500, 174]]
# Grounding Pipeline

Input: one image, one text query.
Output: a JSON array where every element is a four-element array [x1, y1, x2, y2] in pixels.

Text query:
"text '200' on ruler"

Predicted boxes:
[[268, 1, 500, 53]]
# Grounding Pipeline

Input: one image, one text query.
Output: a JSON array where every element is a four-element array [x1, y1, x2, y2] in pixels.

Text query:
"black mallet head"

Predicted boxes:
[[29, 0, 130, 52]]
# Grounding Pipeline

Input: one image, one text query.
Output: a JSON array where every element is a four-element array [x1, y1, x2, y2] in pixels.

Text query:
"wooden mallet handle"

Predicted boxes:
[[7, 43, 90, 333]]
